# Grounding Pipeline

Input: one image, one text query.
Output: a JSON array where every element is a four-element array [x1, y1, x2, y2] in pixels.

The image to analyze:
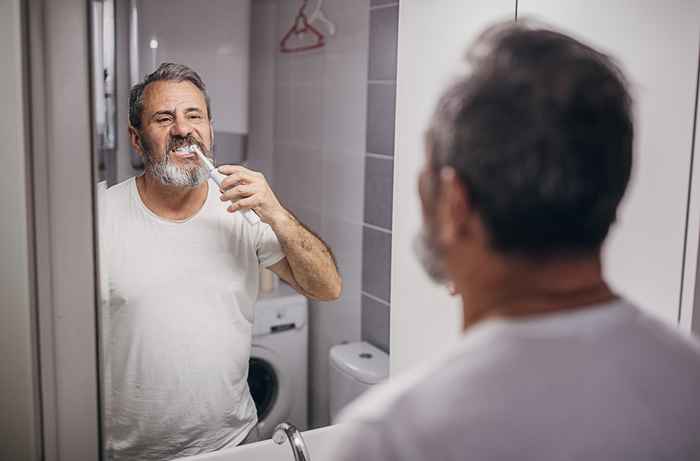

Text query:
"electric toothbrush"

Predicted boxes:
[[181, 144, 261, 225]]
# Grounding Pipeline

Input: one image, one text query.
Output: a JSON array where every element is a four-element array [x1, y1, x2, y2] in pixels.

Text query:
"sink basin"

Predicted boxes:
[[178, 425, 342, 461]]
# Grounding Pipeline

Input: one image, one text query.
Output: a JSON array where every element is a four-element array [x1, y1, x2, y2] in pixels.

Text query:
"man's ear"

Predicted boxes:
[[436, 167, 471, 246], [128, 125, 145, 158]]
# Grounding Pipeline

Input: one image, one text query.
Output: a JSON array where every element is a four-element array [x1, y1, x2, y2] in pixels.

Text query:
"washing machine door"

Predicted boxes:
[[248, 344, 293, 439]]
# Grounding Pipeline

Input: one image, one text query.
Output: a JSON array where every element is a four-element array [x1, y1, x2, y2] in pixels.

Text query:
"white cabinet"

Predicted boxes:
[[517, 0, 700, 325]]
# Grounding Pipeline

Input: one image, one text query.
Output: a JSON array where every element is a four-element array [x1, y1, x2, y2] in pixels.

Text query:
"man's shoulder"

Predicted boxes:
[[97, 177, 137, 231], [338, 322, 509, 424], [341, 302, 700, 434], [106, 176, 135, 198], [332, 304, 700, 461], [103, 176, 136, 210]]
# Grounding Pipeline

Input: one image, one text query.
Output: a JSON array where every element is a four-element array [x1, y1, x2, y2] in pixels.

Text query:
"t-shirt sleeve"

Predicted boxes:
[[255, 222, 285, 268]]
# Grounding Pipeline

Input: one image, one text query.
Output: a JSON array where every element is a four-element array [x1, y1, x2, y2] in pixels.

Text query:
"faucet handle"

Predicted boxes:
[[273, 422, 311, 461]]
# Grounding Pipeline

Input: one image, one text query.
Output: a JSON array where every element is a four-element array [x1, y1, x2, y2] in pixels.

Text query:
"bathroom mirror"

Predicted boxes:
[[89, 0, 398, 458]]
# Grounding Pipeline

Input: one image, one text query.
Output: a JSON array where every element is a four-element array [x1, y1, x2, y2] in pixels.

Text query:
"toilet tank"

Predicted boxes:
[[329, 341, 389, 422]]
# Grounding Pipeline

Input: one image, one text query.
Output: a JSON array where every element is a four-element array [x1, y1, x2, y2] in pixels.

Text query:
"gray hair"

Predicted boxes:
[[128, 62, 212, 129], [426, 21, 633, 258]]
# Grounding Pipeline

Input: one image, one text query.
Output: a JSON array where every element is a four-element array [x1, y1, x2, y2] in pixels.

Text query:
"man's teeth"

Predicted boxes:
[[174, 146, 195, 154]]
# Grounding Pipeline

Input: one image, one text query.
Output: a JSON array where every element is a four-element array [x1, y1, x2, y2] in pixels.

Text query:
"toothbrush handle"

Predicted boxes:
[[210, 169, 261, 225], [242, 209, 262, 226]]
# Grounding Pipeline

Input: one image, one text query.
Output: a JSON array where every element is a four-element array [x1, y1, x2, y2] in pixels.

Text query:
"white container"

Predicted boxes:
[[329, 341, 389, 422]]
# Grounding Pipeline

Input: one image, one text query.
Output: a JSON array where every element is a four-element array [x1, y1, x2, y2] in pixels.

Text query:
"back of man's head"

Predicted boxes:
[[427, 22, 633, 259]]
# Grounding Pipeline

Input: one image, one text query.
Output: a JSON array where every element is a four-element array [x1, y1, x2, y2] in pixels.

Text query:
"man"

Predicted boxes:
[[101, 63, 341, 460], [327, 22, 700, 460]]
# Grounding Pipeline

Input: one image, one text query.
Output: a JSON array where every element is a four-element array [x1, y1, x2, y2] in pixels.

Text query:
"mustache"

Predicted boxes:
[[166, 135, 206, 155]]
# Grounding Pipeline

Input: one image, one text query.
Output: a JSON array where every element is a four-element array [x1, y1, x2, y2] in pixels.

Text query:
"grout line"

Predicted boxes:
[[370, 3, 399, 11], [363, 222, 392, 235], [368, 80, 396, 85], [366, 152, 394, 160], [362, 290, 391, 306]]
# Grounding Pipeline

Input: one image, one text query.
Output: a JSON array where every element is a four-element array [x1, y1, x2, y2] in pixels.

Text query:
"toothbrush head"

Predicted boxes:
[[173, 144, 202, 153], [173, 144, 206, 158], [184, 144, 216, 171], [187, 144, 202, 155]]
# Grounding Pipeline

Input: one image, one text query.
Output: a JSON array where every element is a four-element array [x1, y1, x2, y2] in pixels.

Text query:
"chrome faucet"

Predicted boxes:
[[273, 422, 310, 461]]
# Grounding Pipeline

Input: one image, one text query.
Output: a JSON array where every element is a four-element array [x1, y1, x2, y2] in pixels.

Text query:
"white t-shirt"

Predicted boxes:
[[326, 300, 700, 461], [99, 177, 284, 460]]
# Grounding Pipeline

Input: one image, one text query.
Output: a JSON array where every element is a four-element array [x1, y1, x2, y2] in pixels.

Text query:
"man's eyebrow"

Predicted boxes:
[[151, 110, 175, 119], [149, 107, 203, 120]]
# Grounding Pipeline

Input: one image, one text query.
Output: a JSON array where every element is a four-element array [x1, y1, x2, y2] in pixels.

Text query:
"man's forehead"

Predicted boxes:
[[143, 80, 207, 111]]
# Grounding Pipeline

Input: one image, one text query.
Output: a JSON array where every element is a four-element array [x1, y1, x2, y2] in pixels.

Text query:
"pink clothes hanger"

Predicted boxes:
[[280, 0, 325, 53]]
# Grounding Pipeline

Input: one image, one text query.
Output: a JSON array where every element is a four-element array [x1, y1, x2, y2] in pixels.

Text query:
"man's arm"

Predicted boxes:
[[217, 165, 342, 301], [266, 212, 341, 301]]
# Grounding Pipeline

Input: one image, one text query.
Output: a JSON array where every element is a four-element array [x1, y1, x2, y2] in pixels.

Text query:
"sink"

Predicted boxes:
[[178, 425, 342, 461]]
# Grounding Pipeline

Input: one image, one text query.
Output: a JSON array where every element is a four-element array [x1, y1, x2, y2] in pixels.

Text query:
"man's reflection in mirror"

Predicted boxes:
[[101, 63, 341, 460]]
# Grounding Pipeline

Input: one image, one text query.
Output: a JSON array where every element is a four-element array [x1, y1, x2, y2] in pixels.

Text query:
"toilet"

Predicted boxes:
[[329, 341, 389, 422]]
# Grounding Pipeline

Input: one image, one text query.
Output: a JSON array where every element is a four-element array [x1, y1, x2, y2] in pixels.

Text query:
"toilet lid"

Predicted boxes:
[[330, 341, 389, 385]]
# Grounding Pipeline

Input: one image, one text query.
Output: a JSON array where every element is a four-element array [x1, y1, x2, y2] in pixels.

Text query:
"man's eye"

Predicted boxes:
[[188, 114, 203, 120], [156, 117, 172, 123]]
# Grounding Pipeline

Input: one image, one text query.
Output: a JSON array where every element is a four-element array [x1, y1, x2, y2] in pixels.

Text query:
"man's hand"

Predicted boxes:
[[217, 165, 287, 225], [217, 164, 341, 301]]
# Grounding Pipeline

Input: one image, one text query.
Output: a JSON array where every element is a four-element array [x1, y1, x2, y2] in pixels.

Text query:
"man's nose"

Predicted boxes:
[[170, 115, 193, 137]]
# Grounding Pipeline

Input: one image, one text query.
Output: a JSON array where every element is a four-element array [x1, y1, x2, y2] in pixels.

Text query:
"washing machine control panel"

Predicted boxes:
[[253, 294, 308, 337]]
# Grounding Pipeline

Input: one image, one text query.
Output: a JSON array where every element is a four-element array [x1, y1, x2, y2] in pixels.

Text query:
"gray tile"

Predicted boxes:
[[371, 0, 399, 9], [363, 156, 394, 230], [366, 83, 396, 156], [292, 205, 322, 237], [213, 131, 246, 165], [362, 226, 392, 302], [368, 5, 399, 81], [362, 294, 390, 353]]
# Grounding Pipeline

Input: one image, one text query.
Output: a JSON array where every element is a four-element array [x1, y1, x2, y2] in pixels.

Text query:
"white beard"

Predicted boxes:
[[413, 227, 449, 284], [148, 157, 208, 187], [142, 141, 209, 188]]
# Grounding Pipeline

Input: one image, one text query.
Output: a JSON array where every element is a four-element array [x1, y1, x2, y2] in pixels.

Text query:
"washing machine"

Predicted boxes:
[[248, 283, 308, 439]]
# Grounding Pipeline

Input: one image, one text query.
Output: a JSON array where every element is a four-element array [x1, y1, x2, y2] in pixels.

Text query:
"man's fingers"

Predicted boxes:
[[227, 196, 259, 213], [219, 172, 246, 190], [217, 165, 260, 185], [217, 164, 252, 175], [219, 169, 264, 190], [220, 185, 254, 203], [216, 165, 270, 216]]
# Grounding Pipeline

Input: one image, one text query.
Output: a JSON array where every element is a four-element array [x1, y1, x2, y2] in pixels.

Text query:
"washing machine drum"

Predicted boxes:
[[247, 345, 293, 438]]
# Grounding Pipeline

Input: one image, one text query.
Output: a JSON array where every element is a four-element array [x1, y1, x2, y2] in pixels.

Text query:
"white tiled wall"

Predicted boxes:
[[249, 0, 370, 428], [137, 0, 251, 135]]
